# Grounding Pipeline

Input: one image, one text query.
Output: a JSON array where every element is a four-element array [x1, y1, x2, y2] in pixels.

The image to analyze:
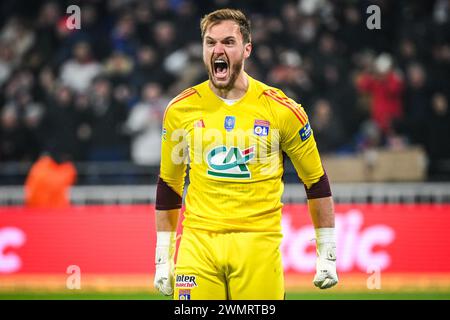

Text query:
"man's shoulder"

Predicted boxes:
[[249, 77, 292, 103], [167, 87, 199, 108], [248, 76, 276, 97], [252, 79, 308, 126], [163, 82, 208, 122], [166, 80, 211, 106]]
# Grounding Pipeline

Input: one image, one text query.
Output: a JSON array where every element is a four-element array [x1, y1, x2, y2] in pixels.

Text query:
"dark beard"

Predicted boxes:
[[207, 59, 243, 91]]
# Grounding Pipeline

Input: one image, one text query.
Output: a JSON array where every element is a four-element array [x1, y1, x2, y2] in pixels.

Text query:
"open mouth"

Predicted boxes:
[[213, 58, 229, 80]]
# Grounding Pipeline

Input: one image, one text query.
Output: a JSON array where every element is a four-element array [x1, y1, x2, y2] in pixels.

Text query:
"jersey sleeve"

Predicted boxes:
[[159, 102, 188, 198], [267, 90, 324, 188]]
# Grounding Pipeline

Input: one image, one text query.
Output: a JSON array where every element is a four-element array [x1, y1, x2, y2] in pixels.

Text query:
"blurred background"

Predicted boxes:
[[0, 0, 449, 299]]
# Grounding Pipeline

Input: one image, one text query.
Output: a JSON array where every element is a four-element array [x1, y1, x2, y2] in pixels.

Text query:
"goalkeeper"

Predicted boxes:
[[154, 8, 338, 300]]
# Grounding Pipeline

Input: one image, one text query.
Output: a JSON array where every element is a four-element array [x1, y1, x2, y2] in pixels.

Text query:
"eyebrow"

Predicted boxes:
[[205, 36, 237, 42]]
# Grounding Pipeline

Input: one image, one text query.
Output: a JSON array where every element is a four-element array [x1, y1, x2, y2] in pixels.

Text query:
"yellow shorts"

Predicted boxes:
[[173, 227, 285, 300]]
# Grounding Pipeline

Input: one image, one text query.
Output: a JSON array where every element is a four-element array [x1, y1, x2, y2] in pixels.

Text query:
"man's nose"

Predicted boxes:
[[213, 43, 225, 55]]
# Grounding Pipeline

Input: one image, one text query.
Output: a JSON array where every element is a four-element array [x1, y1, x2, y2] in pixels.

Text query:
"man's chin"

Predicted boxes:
[[210, 77, 231, 90]]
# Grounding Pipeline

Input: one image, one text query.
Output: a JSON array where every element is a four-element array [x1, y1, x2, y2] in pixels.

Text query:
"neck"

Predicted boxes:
[[209, 71, 249, 100]]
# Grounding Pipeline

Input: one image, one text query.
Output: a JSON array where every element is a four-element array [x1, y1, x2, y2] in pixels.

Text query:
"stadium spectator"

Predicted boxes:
[[77, 3, 111, 61], [339, 5, 366, 53], [400, 63, 431, 145], [104, 51, 134, 86], [425, 93, 450, 179], [268, 49, 312, 103], [309, 99, 345, 154], [35, 66, 56, 103], [72, 92, 93, 161], [131, 45, 174, 91], [125, 82, 169, 165], [134, 1, 153, 44], [41, 85, 82, 160], [164, 42, 205, 95], [0, 107, 27, 161], [14, 89, 44, 161], [60, 41, 103, 93], [32, 1, 61, 63], [175, 0, 201, 43], [151, 21, 178, 58], [0, 41, 15, 86], [356, 53, 404, 134], [0, 17, 35, 66], [24, 152, 77, 208], [396, 38, 420, 71], [110, 13, 139, 58], [428, 42, 450, 92], [87, 77, 129, 161], [3, 68, 35, 103]]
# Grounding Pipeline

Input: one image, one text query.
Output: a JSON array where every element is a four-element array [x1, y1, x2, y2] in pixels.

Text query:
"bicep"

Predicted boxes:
[[159, 107, 188, 197], [280, 113, 324, 188], [285, 135, 324, 188]]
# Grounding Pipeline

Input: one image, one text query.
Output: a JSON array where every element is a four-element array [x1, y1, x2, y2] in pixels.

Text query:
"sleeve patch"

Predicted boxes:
[[299, 122, 312, 141]]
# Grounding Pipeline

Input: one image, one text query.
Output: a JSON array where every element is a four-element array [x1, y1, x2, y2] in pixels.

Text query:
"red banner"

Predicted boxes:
[[1, 204, 450, 275], [281, 204, 450, 273]]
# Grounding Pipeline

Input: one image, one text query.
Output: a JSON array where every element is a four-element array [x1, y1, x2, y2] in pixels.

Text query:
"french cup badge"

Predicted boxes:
[[224, 116, 236, 132]]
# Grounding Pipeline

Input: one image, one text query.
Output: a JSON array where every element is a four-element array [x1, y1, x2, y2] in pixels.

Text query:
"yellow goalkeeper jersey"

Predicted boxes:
[[159, 74, 324, 232]]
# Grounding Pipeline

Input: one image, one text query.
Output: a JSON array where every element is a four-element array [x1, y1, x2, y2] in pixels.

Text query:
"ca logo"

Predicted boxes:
[[207, 146, 255, 179]]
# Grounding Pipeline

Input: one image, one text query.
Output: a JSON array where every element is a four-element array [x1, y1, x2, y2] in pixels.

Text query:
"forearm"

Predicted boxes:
[[154, 209, 179, 295], [307, 196, 335, 228], [309, 196, 338, 289], [155, 209, 180, 232]]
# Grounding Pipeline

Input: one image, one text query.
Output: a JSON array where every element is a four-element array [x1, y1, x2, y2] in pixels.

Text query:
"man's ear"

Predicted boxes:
[[244, 42, 252, 59]]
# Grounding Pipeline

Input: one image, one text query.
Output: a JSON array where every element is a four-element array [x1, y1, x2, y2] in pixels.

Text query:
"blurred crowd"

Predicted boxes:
[[0, 0, 449, 177]]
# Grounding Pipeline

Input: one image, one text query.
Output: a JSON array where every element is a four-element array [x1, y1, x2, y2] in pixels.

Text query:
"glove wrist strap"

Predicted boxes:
[[155, 232, 177, 264], [156, 231, 177, 247], [315, 227, 335, 244]]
